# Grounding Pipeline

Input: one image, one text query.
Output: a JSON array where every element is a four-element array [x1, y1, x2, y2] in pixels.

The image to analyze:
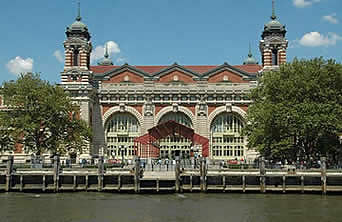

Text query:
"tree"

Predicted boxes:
[[0, 73, 91, 156], [244, 58, 342, 162]]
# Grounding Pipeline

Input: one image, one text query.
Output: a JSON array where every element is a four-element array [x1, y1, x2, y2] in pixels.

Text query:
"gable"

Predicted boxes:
[[102, 70, 144, 83], [207, 70, 249, 83], [156, 70, 196, 83]]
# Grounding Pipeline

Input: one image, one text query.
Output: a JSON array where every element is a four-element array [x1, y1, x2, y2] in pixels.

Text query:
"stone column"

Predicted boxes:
[[143, 102, 154, 134], [259, 157, 266, 193], [53, 156, 60, 192], [98, 156, 104, 191], [321, 157, 327, 194], [134, 157, 141, 193], [196, 103, 208, 137], [5, 156, 13, 192]]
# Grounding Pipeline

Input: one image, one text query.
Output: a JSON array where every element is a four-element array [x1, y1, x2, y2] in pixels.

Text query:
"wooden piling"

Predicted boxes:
[[200, 157, 207, 192], [20, 175, 23, 192], [223, 176, 226, 192], [53, 156, 60, 192], [73, 175, 77, 191], [85, 175, 89, 191], [301, 176, 304, 193], [42, 175, 46, 192], [98, 156, 104, 192], [260, 157, 266, 193], [321, 157, 327, 194], [134, 157, 140, 193], [118, 174, 121, 191], [175, 157, 181, 193], [5, 156, 13, 192]]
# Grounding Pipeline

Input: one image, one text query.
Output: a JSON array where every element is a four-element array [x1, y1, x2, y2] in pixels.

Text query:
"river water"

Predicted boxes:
[[0, 192, 340, 222]]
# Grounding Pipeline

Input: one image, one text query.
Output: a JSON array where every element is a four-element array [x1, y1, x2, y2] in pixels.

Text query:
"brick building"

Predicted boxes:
[[2, 1, 288, 163]]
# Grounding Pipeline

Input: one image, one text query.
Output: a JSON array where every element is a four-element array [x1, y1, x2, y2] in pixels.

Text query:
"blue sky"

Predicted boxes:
[[0, 0, 341, 84]]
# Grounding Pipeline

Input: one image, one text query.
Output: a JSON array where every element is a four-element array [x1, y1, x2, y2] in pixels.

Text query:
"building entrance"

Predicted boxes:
[[134, 120, 209, 159]]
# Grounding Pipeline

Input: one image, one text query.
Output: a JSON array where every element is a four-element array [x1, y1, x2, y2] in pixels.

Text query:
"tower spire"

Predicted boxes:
[[104, 43, 109, 58], [271, 0, 277, 20], [248, 42, 252, 57], [76, 0, 82, 21]]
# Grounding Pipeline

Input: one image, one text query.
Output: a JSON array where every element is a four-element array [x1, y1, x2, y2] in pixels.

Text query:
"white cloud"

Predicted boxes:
[[293, 0, 320, 8], [116, 57, 126, 65], [288, 40, 300, 49], [322, 13, 339, 24], [90, 41, 121, 63], [6, 56, 34, 75], [53, 50, 64, 63], [299, 32, 342, 47]]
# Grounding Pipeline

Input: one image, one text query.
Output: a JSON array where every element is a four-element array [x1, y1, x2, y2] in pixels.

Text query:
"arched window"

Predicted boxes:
[[272, 49, 278, 66], [73, 48, 79, 66], [105, 113, 140, 159], [158, 112, 193, 159], [210, 112, 245, 159], [159, 112, 192, 128]]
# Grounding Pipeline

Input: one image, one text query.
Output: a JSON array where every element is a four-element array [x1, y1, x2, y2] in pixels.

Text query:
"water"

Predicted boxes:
[[0, 192, 341, 222]]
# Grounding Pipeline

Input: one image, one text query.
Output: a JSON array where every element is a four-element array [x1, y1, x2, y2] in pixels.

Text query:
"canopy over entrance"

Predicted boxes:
[[134, 120, 209, 158]]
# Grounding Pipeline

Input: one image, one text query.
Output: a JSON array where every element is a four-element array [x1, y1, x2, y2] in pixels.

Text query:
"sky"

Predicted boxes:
[[0, 0, 341, 84]]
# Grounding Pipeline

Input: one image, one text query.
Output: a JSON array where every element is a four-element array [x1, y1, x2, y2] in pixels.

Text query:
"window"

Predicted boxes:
[[190, 96, 197, 101], [272, 49, 278, 66], [105, 113, 140, 158], [73, 49, 79, 66], [211, 112, 245, 159]]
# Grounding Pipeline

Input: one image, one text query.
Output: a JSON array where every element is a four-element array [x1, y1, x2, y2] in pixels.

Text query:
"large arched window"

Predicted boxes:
[[210, 112, 245, 160], [158, 112, 193, 159], [159, 112, 193, 128], [105, 113, 140, 159]]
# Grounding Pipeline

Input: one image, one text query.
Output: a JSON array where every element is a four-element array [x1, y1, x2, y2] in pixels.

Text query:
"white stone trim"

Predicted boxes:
[[154, 105, 196, 127], [207, 105, 247, 128], [102, 105, 144, 127]]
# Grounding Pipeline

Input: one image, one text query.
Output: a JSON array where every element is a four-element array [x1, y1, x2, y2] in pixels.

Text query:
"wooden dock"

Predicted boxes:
[[1, 156, 342, 194]]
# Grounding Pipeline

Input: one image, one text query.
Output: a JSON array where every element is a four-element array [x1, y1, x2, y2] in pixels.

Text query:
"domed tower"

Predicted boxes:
[[243, 44, 258, 65], [61, 2, 92, 84], [98, 43, 113, 66], [60, 2, 95, 159], [259, 0, 288, 69]]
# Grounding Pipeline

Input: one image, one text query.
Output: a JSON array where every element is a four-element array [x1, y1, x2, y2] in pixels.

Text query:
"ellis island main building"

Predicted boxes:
[[5, 2, 289, 163]]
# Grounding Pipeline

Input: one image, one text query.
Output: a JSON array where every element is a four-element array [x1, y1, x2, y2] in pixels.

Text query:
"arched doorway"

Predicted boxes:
[[210, 112, 245, 160], [158, 112, 193, 159], [105, 112, 140, 160]]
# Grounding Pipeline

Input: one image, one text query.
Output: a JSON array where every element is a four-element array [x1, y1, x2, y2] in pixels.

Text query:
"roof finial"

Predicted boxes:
[[271, 0, 277, 20], [104, 43, 109, 58], [248, 42, 252, 57], [76, 0, 82, 21]]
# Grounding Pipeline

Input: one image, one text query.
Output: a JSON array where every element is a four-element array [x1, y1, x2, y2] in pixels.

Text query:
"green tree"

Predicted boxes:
[[0, 73, 91, 156], [244, 58, 342, 162]]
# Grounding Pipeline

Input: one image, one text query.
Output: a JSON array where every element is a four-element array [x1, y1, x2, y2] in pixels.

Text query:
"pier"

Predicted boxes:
[[1, 156, 342, 194]]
